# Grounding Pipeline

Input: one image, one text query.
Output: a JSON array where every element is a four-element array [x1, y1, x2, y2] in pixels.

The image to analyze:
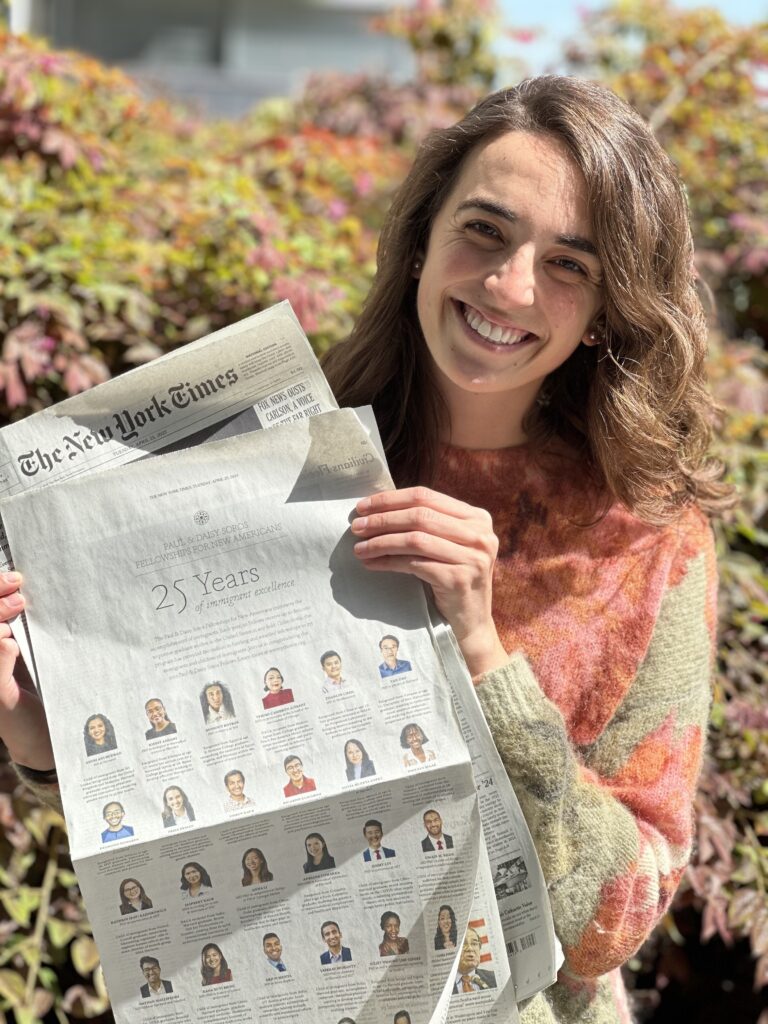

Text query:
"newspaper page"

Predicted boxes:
[[0, 301, 338, 671], [4, 410, 497, 1024]]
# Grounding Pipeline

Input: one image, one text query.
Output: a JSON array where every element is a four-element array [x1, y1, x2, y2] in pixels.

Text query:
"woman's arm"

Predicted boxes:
[[353, 488, 715, 976]]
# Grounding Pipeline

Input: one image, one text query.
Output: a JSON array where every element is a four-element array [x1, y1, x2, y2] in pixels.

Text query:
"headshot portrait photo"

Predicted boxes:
[[453, 927, 497, 993], [434, 904, 458, 950], [179, 861, 212, 898], [223, 769, 254, 811], [362, 819, 396, 862], [320, 650, 352, 695], [139, 956, 172, 998], [161, 785, 196, 828], [144, 697, 177, 740], [101, 801, 133, 843], [199, 680, 236, 725], [343, 738, 376, 782], [200, 943, 233, 985], [262, 666, 294, 710], [283, 754, 316, 798], [303, 832, 336, 873], [378, 911, 409, 957], [394, 1013, 412, 1024], [119, 878, 153, 915], [400, 722, 436, 768], [241, 847, 274, 885], [263, 932, 287, 972], [320, 920, 352, 965], [83, 712, 117, 757], [378, 635, 412, 678], [422, 809, 453, 852]]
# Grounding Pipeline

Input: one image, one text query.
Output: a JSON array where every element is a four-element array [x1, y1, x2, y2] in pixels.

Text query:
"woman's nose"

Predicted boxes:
[[484, 246, 535, 307]]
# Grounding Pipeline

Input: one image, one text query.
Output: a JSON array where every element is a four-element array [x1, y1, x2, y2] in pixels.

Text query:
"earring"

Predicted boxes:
[[413, 259, 422, 271]]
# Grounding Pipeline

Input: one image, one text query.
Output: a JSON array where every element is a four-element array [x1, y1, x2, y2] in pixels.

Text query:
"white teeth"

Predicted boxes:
[[461, 304, 529, 346]]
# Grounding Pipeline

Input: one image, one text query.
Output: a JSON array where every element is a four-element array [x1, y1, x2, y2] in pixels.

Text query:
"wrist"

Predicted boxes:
[[454, 625, 508, 679]]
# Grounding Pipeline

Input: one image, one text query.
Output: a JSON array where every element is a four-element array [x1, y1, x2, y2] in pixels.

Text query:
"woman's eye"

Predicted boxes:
[[551, 256, 587, 276], [466, 221, 502, 241]]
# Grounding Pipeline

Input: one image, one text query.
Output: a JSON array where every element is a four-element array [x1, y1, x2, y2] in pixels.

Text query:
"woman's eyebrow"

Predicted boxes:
[[455, 197, 599, 257]]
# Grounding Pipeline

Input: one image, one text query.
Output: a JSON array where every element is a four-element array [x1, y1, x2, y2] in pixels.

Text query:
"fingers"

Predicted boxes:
[[357, 488, 492, 526], [352, 505, 493, 551], [0, 572, 24, 623], [354, 529, 495, 572]]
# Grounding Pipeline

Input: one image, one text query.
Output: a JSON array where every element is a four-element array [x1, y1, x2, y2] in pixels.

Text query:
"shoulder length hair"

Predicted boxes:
[[434, 904, 457, 949], [200, 943, 230, 983], [83, 713, 117, 755], [241, 847, 273, 885], [162, 786, 195, 824], [118, 877, 152, 913], [322, 75, 731, 523]]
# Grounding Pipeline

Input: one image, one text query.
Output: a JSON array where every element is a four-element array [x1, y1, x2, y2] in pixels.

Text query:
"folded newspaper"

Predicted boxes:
[[1, 303, 557, 1024]]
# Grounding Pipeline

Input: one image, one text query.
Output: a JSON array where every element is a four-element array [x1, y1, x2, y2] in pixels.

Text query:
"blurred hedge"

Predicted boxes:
[[0, 2, 766, 1021]]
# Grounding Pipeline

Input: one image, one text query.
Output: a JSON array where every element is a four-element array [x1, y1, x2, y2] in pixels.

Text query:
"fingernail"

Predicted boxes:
[[351, 517, 367, 532], [5, 593, 23, 607], [2, 572, 20, 584], [356, 497, 371, 514], [353, 541, 368, 554]]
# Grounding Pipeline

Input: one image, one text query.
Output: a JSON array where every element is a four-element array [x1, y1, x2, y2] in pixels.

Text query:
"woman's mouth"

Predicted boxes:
[[458, 301, 537, 348]]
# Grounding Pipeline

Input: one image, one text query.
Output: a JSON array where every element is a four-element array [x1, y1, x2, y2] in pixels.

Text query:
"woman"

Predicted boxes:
[[323, 76, 728, 1020], [378, 911, 409, 956], [83, 713, 117, 757], [200, 943, 232, 985], [433, 904, 457, 950], [118, 878, 153, 914], [261, 667, 294, 710], [2, 76, 729, 1024], [161, 785, 195, 828], [303, 832, 336, 873], [398, 723, 435, 768], [343, 738, 375, 781], [179, 862, 212, 898], [241, 847, 273, 885]]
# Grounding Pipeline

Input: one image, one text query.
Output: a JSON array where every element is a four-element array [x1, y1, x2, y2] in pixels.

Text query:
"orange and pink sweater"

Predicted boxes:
[[436, 444, 716, 1024]]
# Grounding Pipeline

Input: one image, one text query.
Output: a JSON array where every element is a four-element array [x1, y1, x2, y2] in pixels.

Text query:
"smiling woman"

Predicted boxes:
[[321, 75, 733, 1023]]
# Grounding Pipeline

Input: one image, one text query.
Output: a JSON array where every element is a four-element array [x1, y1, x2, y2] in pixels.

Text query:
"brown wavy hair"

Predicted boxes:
[[322, 75, 732, 522]]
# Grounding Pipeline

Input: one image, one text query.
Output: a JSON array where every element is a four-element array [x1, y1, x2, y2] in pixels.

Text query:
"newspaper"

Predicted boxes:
[[0, 301, 338, 673], [0, 306, 557, 1020]]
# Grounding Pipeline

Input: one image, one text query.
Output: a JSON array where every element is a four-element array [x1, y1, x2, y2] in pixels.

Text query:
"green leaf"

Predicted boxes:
[[46, 919, 77, 949], [0, 887, 41, 927], [71, 936, 99, 978], [0, 968, 26, 1007]]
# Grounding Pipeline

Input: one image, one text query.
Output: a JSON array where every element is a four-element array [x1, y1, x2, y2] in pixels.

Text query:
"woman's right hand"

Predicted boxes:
[[0, 573, 55, 772]]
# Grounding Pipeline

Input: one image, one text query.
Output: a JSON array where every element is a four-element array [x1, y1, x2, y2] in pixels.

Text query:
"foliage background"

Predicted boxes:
[[0, 1, 766, 1020]]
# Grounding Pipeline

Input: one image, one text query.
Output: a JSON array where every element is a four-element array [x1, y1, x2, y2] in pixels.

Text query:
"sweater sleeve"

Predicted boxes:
[[476, 538, 715, 978]]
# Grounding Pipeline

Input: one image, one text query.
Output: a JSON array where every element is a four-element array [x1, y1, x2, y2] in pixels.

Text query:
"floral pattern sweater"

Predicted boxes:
[[435, 444, 717, 1024]]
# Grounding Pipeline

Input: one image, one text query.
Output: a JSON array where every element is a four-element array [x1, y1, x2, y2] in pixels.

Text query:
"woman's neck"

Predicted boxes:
[[437, 369, 540, 449]]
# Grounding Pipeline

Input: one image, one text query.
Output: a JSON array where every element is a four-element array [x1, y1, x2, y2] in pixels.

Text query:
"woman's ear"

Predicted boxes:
[[412, 254, 424, 279]]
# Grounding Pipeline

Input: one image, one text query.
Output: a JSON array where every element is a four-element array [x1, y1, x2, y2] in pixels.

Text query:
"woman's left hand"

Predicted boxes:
[[351, 487, 508, 678]]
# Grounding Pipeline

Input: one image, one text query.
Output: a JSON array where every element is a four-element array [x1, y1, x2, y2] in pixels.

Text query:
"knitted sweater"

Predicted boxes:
[[435, 444, 716, 1024]]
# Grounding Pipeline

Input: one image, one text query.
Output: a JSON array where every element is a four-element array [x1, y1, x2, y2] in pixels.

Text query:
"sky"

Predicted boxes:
[[497, 0, 768, 74]]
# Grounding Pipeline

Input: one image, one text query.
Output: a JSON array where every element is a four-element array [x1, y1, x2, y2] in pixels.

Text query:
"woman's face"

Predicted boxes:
[[405, 726, 424, 750], [122, 881, 141, 901], [306, 836, 324, 861], [345, 741, 363, 764], [265, 670, 283, 694], [415, 130, 602, 416], [438, 908, 453, 934], [384, 915, 401, 940], [184, 865, 202, 886], [204, 947, 222, 971], [167, 789, 185, 814], [88, 718, 106, 743], [244, 850, 262, 874]]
